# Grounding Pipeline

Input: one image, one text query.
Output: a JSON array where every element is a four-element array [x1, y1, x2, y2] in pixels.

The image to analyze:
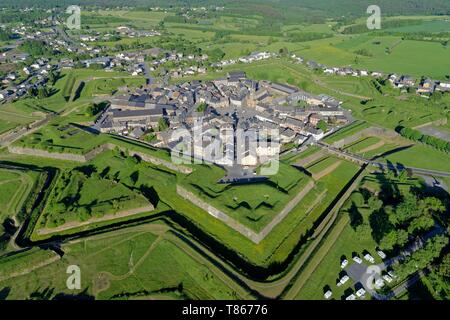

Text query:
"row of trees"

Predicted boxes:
[[396, 126, 450, 153], [341, 19, 423, 34]]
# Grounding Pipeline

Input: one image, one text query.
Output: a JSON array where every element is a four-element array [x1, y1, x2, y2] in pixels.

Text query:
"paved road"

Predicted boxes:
[[418, 125, 450, 143], [141, 62, 154, 85], [53, 25, 76, 47], [346, 226, 445, 300], [317, 141, 450, 178]]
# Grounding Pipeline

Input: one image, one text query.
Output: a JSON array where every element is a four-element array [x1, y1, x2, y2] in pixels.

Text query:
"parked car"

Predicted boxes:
[[353, 256, 363, 264], [356, 288, 366, 297], [340, 275, 350, 285], [377, 250, 387, 259], [383, 274, 393, 283], [375, 278, 385, 289], [388, 270, 397, 279], [364, 254, 375, 263], [346, 294, 356, 300], [341, 259, 348, 269]]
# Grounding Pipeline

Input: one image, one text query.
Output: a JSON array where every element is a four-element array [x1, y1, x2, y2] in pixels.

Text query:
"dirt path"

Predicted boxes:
[[312, 161, 342, 180], [0, 254, 61, 282], [358, 140, 385, 153], [36, 205, 155, 235], [110, 236, 162, 280], [295, 150, 326, 167]]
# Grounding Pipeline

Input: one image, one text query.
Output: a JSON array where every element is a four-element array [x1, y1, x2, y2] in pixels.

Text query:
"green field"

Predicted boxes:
[[344, 137, 381, 152], [323, 121, 370, 144], [0, 168, 38, 222], [0, 224, 247, 300], [306, 156, 340, 175], [38, 167, 152, 230], [32, 149, 175, 235], [0, 103, 42, 135], [180, 161, 311, 232], [381, 144, 450, 172], [16, 119, 108, 155], [82, 78, 146, 97], [299, 35, 450, 79], [385, 19, 450, 33]]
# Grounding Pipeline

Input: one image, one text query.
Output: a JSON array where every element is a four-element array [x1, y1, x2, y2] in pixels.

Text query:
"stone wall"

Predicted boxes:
[[8, 142, 193, 174], [176, 185, 261, 243], [177, 181, 315, 244], [8, 146, 86, 162]]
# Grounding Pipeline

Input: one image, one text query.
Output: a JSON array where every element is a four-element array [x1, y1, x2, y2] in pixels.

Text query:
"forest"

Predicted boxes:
[[1, 0, 449, 18]]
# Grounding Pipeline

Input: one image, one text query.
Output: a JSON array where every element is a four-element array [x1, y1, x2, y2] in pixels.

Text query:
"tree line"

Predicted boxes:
[[396, 125, 450, 153]]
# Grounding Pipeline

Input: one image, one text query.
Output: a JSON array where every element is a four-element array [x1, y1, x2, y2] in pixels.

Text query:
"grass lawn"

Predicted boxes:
[[380, 144, 450, 172], [0, 168, 38, 222], [82, 77, 146, 97], [15, 119, 108, 155], [306, 156, 340, 175], [180, 161, 311, 232], [280, 145, 321, 164], [0, 224, 245, 300], [0, 103, 42, 135], [38, 168, 152, 229], [344, 136, 382, 153], [31, 149, 176, 235], [295, 214, 381, 300], [323, 121, 370, 144]]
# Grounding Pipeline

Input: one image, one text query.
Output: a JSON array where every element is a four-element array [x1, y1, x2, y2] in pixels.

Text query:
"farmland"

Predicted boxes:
[[0, 2, 449, 303]]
